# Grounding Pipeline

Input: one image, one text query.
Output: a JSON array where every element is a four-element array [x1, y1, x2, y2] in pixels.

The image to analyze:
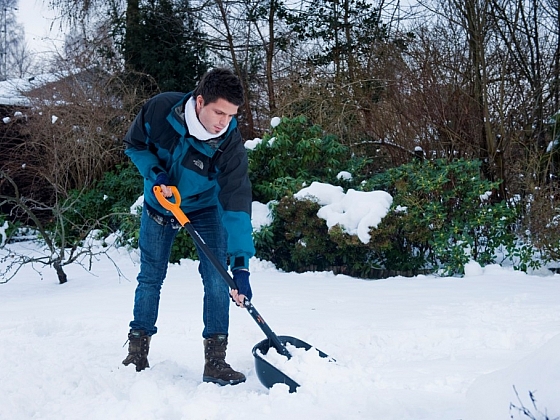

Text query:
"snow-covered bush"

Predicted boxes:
[[364, 158, 538, 275], [247, 116, 366, 203], [254, 158, 540, 278], [253, 196, 355, 273]]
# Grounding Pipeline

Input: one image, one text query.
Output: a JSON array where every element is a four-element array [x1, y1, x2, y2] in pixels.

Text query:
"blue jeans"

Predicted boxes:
[[129, 204, 230, 338]]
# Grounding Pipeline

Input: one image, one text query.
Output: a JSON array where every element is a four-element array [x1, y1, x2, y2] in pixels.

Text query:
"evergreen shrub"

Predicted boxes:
[[254, 195, 411, 278], [253, 197, 366, 273], [250, 116, 377, 276], [169, 230, 197, 263], [364, 158, 538, 275], [247, 115, 366, 203], [256, 158, 538, 277]]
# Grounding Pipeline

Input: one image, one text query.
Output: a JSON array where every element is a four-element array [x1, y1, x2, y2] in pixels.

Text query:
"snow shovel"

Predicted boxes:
[[153, 186, 329, 392]]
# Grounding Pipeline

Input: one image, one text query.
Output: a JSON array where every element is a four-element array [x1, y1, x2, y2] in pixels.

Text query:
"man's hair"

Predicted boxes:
[[192, 68, 245, 107]]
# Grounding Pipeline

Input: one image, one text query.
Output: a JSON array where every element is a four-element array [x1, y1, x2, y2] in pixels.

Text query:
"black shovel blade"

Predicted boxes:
[[252, 335, 329, 393]]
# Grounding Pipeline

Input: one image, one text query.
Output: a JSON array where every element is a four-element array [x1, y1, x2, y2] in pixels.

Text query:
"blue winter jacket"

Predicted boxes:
[[124, 92, 255, 271]]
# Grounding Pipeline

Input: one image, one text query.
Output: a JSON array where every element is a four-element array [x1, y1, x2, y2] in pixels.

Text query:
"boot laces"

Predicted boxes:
[[127, 333, 149, 356]]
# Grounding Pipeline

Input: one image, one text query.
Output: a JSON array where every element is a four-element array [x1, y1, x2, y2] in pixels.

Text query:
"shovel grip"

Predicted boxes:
[[153, 185, 190, 226]]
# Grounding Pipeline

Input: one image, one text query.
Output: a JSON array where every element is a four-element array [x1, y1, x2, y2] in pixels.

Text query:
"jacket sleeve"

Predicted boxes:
[[216, 130, 255, 271], [123, 102, 166, 182]]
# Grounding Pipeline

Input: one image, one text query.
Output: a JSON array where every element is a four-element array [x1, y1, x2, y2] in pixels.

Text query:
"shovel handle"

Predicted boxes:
[[153, 185, 190, 226], [152, 185, 292, 358]]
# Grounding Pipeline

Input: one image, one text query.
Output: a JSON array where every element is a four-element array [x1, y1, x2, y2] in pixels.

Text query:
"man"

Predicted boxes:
[[122, 68, 255, 386]]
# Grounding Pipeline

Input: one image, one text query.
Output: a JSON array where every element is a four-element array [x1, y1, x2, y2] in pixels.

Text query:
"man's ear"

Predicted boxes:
[[195, 95, 205, 112]]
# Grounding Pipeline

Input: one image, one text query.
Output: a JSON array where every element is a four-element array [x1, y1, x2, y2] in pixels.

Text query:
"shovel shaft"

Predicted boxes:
[[184, 222, 291, 358], [183, 222, 236, 288], [243, 301, 292, 358], [153, 186, 292, 358]]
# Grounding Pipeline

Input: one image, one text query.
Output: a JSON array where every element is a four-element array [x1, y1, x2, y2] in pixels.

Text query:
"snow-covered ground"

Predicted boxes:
[[1, 238, 560, 420]]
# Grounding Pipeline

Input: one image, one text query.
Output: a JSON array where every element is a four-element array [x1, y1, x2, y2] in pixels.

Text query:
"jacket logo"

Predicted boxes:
[[193, 159, 204, 170]]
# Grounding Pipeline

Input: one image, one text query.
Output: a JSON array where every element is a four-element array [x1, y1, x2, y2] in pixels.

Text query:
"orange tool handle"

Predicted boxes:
[[153, 185, 190, 226]]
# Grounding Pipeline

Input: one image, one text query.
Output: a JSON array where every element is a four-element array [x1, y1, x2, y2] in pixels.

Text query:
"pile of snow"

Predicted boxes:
[[294, 181, 392, 243]]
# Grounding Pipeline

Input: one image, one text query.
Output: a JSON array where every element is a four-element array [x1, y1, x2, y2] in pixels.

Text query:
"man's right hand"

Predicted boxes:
[[153, 173, 173, 197]]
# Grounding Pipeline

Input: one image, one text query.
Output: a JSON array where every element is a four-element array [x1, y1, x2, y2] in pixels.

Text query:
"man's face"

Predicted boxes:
[[195, 95, 239, 134]]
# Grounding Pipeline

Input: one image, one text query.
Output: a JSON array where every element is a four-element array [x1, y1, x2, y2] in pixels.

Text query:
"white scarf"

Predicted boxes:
[[185, 97, 228, 141]]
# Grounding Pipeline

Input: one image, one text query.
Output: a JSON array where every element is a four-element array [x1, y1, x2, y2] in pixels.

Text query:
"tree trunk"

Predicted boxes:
[[214, 0, 255, 137], [54, 260, 67, 284], [266, 0, 276, 113], [464, 0, 505, 198], [124, 0, 141, 69]]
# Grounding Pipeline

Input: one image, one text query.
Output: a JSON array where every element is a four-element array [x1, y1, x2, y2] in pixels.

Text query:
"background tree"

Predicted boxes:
[[405, 0, 506, 196], [269, 0, 413, 177], [487, 0, 559, 188], [120, 0, 209, 93], [49, 0, 209, 93], [0, 0, 37, 79], [191, 0, 259, 136]]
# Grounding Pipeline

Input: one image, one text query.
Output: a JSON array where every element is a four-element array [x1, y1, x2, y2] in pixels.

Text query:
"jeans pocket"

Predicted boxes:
[[146, 207, 166, 226]]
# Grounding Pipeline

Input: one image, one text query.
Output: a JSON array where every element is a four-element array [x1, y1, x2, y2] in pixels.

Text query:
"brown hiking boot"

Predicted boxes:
[[122, 330, 151, 372], [203, 334, 246, 385]]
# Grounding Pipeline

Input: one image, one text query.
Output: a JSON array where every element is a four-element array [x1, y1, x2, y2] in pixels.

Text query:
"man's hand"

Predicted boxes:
[[153, 173, 173, 197], [231, 269, 252, 307]]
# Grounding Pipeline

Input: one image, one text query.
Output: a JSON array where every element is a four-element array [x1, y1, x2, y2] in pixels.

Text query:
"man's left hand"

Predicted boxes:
[[231, 269, 252, 307]]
